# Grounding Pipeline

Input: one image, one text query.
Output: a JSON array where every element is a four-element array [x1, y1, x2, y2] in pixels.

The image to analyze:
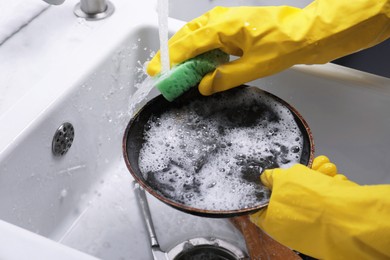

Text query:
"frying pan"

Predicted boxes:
[[123, 85, 314, 218]]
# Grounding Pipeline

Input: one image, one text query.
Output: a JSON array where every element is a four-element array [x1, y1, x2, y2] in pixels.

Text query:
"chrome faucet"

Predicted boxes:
[[42, 0, 65, 5], [74, 0, 115, 20], [43, 0, 114, 20]]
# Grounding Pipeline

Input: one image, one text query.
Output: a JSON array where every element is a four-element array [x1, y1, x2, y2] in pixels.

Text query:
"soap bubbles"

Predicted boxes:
[[139, 89, 303, 211]]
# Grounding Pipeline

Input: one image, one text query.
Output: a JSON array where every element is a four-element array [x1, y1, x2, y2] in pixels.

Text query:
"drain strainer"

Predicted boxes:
[[168, 238, 248, 260], [52, 122, 75, 156]]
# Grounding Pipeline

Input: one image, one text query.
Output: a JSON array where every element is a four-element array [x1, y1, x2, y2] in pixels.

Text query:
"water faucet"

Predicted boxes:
[[42, 0, 65, 5], [43, 0, 114, 20], [74, 0, 115, 20]]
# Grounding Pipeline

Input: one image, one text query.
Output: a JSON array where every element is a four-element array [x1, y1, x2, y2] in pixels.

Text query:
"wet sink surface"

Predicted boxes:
[[58, 161, 246, 259], [0, 22, 246, 259]]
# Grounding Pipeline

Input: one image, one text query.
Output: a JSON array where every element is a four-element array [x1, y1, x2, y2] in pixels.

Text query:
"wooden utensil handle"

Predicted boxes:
[[230, 215, 302, 260]]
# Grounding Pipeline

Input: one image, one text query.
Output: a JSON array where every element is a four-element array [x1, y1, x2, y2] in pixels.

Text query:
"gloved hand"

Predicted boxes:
[[250, 156, 390, 259], [147, 0, 390, 96]]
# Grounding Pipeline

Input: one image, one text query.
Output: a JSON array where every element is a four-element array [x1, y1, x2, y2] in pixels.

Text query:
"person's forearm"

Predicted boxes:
[[295, 0, 390, 64]]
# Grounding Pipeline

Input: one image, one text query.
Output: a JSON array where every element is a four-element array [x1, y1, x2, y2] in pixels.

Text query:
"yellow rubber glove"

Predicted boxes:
[[147, 0, 390, 96], [250, 156, 390, 260]]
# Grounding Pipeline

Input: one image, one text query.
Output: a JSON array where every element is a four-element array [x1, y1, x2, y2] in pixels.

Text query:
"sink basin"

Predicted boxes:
[[1, 0, 390, 259], [0, 3, 246, 259]]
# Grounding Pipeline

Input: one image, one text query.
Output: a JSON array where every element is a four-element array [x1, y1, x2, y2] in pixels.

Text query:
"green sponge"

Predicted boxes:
[[154, 49, 229, 102]]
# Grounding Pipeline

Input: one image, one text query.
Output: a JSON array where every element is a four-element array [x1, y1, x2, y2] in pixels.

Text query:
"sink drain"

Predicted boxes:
[[134, 184, 248, 260], [168, 238, 248, 260], [173, 245, 240, 260], [52, 122, 75, 156]]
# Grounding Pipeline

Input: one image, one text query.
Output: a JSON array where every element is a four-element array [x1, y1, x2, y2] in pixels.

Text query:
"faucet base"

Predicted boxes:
[[74, 0, 114, 20]]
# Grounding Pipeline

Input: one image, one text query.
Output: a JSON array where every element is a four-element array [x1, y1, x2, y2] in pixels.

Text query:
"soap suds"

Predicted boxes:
[[138, 88, 303, 211]]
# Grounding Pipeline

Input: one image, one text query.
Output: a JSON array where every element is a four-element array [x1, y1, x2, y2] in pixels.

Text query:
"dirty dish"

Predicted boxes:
[[123, 86, 314, 217]]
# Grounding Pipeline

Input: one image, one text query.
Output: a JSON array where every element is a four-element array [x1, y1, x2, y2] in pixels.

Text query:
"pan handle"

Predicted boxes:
[[230, 216, 302, 259], [134, 182, 160, 248]]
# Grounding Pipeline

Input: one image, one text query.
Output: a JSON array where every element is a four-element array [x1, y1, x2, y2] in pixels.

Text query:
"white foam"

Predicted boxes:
[[138, 89, 304, 211]]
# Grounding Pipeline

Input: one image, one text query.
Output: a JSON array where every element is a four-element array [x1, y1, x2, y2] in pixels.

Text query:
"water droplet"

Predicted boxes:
[[60, 189, 68, 198]]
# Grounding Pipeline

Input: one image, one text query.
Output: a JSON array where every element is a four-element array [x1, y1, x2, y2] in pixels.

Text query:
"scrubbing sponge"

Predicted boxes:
[[153, 49, 229, 101]]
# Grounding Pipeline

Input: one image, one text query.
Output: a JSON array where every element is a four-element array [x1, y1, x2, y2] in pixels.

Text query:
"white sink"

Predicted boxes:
[[1, 0, 390, 259], [0, 2, 246, 259]]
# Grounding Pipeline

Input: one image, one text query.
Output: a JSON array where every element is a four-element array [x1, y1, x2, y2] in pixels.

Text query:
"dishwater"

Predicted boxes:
[[138, 89, 303, 211]]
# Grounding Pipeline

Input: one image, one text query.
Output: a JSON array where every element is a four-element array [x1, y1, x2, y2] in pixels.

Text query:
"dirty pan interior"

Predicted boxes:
[[123, 85, 314, 218]]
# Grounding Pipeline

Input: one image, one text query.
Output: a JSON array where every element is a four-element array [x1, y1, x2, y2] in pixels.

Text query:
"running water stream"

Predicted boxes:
[[128, 0, 170, 116], [157, 0, 170, 73]]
